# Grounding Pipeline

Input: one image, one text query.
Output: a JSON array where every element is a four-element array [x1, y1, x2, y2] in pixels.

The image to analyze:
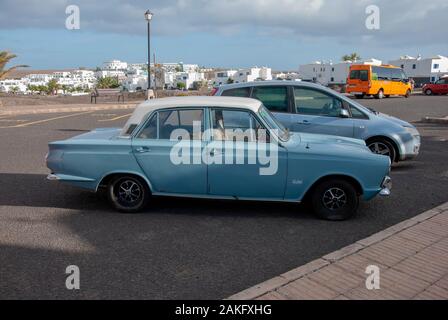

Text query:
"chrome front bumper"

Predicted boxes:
[[379, 176, 392, 196], [47, 173, 60, 181]]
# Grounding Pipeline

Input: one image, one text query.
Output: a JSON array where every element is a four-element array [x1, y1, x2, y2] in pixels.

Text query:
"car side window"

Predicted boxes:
[[294, 87, 342, 117], [137, 109, 203, 140], [137, 113, 158, 139], [251, 86, 288, 112], [211, 109, 264, 142], [221, 87, 250, 97], [350, 106, 368, 119]]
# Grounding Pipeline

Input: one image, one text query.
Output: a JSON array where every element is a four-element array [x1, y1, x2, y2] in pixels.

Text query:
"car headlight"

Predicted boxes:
[[403, 126, 420, 137]]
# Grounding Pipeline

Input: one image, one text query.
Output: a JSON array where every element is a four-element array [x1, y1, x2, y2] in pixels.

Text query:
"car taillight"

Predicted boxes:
[[368, 81, 371, 87], [210, 88, 218, 96]]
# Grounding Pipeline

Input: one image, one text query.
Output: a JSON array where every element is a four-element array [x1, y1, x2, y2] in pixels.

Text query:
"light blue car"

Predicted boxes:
[[214, 81, 421, 162], [47, 96, 391, 220]]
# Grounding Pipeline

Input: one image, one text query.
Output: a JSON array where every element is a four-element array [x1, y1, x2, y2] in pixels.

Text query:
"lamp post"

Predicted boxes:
[[144, 10, 153, 99]]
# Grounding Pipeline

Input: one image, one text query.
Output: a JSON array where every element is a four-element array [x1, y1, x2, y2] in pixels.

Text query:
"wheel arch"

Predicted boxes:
[[365, 135, 400, 161], [303, 174, 364, 201], [96, 171, 153, 192]]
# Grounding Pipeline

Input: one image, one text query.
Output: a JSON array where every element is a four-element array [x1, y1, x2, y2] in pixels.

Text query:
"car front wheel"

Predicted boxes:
[[425, 89, 433, 95], [107, 175, 150, 213], [311, 179, 359, 221], [367, 139, 396, 163]]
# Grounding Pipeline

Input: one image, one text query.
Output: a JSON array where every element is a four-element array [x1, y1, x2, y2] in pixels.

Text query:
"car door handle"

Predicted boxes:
[[298, 120, 311, 125], [135, 146, 151, 153]]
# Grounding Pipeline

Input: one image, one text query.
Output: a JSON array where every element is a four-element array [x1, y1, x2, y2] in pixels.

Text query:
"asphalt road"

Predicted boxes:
[[0, 95, 447, 299]]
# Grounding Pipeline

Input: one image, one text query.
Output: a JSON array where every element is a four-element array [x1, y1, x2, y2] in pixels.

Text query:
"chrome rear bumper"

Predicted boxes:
[[379, 176, 392, 197]]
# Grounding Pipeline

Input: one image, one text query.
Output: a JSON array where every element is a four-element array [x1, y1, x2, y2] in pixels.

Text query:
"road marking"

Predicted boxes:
[[0, 111, 94, 128], [0, 119, 28, 123], [98, 113, 132, 122]]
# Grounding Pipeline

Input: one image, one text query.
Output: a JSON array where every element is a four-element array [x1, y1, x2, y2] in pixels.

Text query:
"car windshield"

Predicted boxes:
[[258, 105, 290, 141]]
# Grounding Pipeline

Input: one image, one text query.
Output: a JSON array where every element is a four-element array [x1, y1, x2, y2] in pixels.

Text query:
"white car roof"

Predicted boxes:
[[122, 96, 263, 135]]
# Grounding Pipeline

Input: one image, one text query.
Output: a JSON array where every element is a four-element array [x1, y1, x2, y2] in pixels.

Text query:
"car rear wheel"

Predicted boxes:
[[367, 138, 396, 162], [405, 89, 411, 98], [425, 89, 433, 95], [311, 179, 359, 221], [354, 94, 365, 99], [375, 89, 384, 99], [107, 175, 150, 213]]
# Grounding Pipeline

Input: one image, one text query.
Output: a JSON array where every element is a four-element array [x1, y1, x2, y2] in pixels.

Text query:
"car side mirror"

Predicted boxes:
[[340, 109, 350, 118]]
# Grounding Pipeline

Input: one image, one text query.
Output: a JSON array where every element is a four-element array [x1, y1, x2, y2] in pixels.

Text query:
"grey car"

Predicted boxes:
[[214, 81, 420, 162]]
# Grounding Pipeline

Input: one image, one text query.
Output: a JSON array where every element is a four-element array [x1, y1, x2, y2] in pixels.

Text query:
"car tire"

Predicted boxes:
[[354, 94, 365, 99], [425, 89, 433, 96], [107, 175, 150, 213], [375, 89, 384, 99], [405, 89, 411, 98], [385, 95, 391, 98], [311, 179, 359, 221], [367, 138, 396, 162]]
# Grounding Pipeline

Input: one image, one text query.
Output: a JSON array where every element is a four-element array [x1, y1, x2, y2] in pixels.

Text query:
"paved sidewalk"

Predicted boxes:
[[228, 202, 448, 300], [0, 103, 137, 116]]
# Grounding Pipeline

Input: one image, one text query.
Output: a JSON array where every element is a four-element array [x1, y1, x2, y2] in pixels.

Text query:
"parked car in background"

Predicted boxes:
[[214, 81, 420, 162], [346, 64, 412, 99], [47, 96, 392, 221], [423, 78, 448, 95]]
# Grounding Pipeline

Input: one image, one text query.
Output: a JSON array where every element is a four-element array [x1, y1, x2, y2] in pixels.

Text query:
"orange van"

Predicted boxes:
[[346, 64, 412, 99]]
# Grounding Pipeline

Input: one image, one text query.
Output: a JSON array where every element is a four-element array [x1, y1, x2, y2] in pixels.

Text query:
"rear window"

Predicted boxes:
[[349, 69, 369, 81], [251, 86, 288, 112], [221, 87, 250, 97]]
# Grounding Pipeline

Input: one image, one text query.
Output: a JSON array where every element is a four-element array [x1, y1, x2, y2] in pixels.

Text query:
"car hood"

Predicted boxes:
[[376, 112, 415, 128]]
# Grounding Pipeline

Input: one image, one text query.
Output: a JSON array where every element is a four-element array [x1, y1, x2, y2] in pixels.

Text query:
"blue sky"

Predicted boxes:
[[1, 0, 447, 70]]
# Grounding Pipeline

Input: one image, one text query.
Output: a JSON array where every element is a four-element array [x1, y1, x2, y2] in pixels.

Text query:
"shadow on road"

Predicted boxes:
[[0, 173, 310, 219]]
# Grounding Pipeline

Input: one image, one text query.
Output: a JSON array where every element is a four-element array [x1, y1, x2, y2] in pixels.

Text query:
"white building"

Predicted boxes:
[[55, 70, 96, 90], [388, 55, 448, 86], [102, 60, 128, 71], [122, 75, 150, 92], [95, 70, 127, 81], [0, 79, 28, 93], [273, 72, 301, 81], [212, 70, 238, 86], [174, 71, 205, 89], [232, 67, 272, 83], [23, 73, 53, 86], [298, 58, 382, 86]]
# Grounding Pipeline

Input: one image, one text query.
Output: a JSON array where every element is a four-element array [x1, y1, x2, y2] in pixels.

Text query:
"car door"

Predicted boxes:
[[206, 108, 287, 199], [443, 79, 448, 94], [250, 85, 296, 130], [291, 86, 354, 137], [132, 108, 207, 195]]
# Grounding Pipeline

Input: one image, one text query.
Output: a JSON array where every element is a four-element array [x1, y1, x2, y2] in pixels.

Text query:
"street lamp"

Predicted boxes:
[[144, 10, 153, 99]]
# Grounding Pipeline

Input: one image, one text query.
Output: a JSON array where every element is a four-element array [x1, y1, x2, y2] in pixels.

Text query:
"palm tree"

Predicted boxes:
[[0, 51, 29, 79], [342, 53, 362, 62], [46, 79, 60, 95]]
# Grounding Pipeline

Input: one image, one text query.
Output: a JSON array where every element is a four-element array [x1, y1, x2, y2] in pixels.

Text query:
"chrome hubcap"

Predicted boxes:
[[368, 142, 391, 156], [117, 180, 141, 204], [322, 187, 347, 210]]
